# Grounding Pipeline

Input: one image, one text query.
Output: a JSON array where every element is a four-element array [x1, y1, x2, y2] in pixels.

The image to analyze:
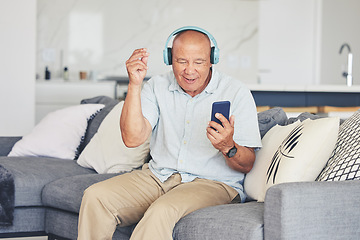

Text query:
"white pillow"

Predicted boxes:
[[77, 101, 150, 173], [245, 117, 339, 202], [244, 121, 301, 201], [8, 104, 105, 160]]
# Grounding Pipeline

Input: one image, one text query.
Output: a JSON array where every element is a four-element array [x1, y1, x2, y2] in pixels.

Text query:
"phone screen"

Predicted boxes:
[[211, 101, 230, 127]]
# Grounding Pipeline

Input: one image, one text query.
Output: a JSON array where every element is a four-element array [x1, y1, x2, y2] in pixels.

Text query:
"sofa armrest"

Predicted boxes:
[[0, 136, 21, 156], [264, 181, 360, 240]]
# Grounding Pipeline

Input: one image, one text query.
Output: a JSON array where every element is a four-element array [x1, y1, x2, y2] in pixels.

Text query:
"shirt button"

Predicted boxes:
[[186, 120, 190, 124], [183, 140, 187, 145], [180, 160, 183, 163]]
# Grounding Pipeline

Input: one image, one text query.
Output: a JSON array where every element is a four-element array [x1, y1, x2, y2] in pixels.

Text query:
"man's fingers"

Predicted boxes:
[[215, 113, 231, 128], [126, 59, 148, 71], [126, 49, 150, 74], [125, 49, 150, 86], [229, 115, 235, 127], [128, 48, 149, 63], [207, 121, 222, 133], [141, 56, 149, 65]]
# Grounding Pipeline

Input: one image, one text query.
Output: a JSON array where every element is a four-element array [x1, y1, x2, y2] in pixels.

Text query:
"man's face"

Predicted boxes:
[[171, 31, 212, 97]]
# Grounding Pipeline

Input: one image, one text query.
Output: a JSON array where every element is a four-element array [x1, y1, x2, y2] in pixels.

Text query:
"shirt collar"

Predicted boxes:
[[204, 69, 218, 94], [169, 72, 180, 92]]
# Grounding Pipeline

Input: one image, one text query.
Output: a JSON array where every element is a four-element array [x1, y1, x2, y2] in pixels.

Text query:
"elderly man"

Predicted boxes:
[[78, 26, 261, 240]]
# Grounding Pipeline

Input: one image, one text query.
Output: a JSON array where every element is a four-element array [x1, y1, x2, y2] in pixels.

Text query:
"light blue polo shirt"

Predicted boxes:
[[141, 69, 262, 202]]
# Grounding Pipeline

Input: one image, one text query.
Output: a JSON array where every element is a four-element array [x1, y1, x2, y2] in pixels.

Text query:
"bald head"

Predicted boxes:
[[173, 30, 211, 47], [172, 30, 212, 60]]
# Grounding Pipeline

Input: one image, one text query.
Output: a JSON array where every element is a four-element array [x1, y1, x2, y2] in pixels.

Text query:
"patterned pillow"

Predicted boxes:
[[317, 110, 360, 181]]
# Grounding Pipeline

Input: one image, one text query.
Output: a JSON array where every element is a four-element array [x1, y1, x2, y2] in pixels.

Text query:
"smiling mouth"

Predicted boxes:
[[184, 76, 196, 83]]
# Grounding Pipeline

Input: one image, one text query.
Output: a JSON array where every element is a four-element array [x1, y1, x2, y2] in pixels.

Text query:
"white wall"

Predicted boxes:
[[257, 0, 319, 85], [36, 0, 259, 83], [0, 0, 36, 136]]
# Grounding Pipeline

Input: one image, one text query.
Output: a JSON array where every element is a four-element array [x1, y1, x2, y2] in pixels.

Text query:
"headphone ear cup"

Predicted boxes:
[[210, 46, 219, 64], [167, 48, 172, 65], [210, 47, 215, 64], [163, 47, 172, 65]]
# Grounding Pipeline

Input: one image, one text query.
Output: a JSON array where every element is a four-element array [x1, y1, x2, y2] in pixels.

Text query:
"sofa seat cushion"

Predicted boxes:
[[173, 201, 264, 240], [45, 207, 134, 240], [0, 156, 95, 207], [42, 173, 121, 213]]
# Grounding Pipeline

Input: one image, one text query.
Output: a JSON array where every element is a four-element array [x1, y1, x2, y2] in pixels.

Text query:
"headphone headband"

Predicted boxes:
[[163, 26, 220, 65]]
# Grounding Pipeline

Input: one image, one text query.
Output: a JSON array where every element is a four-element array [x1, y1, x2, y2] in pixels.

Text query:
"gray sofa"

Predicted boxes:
[[1, 96, 359, 240]]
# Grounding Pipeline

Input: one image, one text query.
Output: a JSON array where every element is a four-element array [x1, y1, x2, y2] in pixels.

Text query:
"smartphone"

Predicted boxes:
[[211, 101, 230, 127]]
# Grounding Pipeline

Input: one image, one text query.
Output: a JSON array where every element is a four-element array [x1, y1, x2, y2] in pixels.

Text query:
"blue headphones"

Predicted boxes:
[[163, 26, 220, 65]]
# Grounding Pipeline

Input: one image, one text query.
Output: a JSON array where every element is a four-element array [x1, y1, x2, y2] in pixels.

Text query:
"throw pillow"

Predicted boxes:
[[77, 101, 151, 173], [245, 117, 339, 202], [317, 110, 360, 181], [244, 121, 301, 201], [263, 117, 340, 201], [8, 104, 105, 160]]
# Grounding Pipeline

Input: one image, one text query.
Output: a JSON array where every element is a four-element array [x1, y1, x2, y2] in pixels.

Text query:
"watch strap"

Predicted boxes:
[[226, 145, 237, 158]]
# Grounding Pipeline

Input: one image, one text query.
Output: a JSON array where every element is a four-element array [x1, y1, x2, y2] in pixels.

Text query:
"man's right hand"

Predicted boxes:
[[126, 48, 150, 86], [121, 48, 152, 148]]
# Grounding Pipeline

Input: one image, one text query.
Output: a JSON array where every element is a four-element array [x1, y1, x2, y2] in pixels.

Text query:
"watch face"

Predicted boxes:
[[227, 146, 237, 158]]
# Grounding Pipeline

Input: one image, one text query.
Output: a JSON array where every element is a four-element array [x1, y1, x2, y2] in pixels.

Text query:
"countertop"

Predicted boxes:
[[248, 84, 360, 93]]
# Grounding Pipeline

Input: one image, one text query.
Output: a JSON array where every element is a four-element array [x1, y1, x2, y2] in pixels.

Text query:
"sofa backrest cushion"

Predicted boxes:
[[0, 137, 22, 156], [76, 96, 120, 157], [257, 107, 288, 139]]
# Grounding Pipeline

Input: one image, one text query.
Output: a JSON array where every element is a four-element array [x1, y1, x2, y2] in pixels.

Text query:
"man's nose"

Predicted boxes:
[[184, 63, 196, 74]]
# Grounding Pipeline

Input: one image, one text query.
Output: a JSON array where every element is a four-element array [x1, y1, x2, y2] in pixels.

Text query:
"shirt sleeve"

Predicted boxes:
[[232, 86, 262, 149], [141, 79, 160, 129]]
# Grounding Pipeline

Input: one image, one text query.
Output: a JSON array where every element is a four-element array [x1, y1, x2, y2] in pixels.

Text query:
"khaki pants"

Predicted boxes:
[[77, 164, 239, 240]]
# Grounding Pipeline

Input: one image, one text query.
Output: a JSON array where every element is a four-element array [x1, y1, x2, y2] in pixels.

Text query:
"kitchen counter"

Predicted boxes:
[[248, 84, 360, 107], [35, 79, 128, 123], [248, 84, 360, 93]]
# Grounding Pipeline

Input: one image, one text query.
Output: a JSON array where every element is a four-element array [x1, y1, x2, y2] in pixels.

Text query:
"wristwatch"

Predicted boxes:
[[226, 145, 237, 158]]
